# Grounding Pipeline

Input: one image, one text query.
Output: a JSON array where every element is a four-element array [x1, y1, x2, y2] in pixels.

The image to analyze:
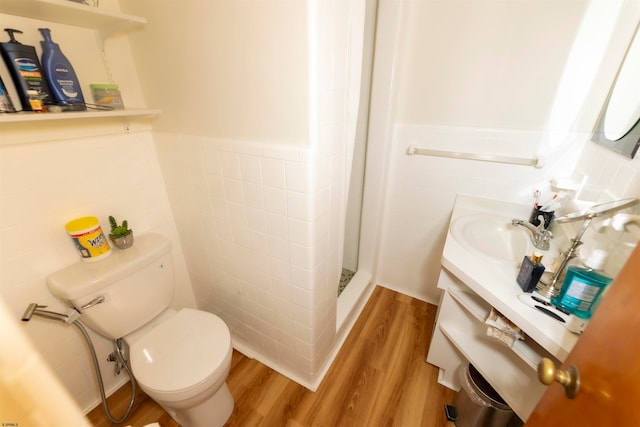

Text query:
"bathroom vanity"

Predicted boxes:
[[427, 195, 579, 421]]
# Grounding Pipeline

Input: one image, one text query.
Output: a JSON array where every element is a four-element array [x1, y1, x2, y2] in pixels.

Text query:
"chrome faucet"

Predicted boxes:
[[511, 219, 552, 250]]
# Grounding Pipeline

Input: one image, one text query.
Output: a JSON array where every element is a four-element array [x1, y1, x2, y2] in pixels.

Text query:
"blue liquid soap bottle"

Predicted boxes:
[[38, 28, 86, 110], [552, 249, 613, 319]]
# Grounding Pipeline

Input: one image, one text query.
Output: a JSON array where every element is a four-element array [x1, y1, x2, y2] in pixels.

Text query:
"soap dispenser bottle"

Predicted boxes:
[[552, 249, 613, 319], [38, 28, 86, 110]]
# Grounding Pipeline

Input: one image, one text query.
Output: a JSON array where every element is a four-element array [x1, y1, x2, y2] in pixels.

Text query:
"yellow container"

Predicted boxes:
[[65, 216, 111, 262]]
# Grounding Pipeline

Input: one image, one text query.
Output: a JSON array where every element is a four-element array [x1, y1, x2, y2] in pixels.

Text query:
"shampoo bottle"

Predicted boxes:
[[552, 249, 612, 319], [0, 28, 53, 110], [0, 76, 16, 112], [38, 28, 86, 110]]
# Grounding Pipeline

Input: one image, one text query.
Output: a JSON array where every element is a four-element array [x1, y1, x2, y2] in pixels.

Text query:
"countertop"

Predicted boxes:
[[440, 195, 579, 361]]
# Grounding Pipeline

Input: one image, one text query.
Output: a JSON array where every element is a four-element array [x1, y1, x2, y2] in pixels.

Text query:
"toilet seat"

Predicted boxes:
[[130, 308, 232, 403]]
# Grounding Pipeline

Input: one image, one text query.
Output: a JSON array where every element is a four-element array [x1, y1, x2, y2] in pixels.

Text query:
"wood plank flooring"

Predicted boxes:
[[87, 286, 457, 426]]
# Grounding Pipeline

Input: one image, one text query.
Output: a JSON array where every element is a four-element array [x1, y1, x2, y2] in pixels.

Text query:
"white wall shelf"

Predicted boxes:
[[0, 0, 158, 129], [0, 0, 146, 36], [0, 108, 160, 123], [447, 286, 551, 372], [438, 316, 546, 421], [448, 287, 489, 321]]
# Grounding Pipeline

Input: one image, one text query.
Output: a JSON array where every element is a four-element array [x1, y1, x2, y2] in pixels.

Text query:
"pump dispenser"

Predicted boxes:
[[38, 28, 86, 110], [552, 249, 613, 319], [0, 28, 53, 110]]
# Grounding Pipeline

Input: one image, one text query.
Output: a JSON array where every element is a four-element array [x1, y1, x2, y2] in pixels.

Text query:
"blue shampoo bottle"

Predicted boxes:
[[38, 28, 86, 110]]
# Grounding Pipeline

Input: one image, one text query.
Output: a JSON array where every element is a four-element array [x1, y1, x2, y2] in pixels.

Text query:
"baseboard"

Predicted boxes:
[[230, 280, 377, 393], [377, 282, 440, 306], [83, 375, 129, 415], [230, 340, 317, 391]]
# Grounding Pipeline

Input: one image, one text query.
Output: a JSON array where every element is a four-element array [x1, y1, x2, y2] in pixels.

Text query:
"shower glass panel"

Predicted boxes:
[[338, 0, 377, 297]]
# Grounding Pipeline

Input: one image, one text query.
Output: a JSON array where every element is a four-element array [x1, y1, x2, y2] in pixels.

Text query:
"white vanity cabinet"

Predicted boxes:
[[427, 195, 579, 421]]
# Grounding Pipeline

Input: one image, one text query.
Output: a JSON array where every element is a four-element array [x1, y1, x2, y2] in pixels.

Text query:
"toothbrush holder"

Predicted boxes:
[[529, 207, 554, 229]]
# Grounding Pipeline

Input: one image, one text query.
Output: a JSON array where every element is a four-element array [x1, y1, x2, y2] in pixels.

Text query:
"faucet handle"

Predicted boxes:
[[536, 215, 547, 230]]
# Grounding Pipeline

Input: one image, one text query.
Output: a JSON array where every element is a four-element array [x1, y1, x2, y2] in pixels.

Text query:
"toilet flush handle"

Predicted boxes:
[[81, 295, 105, 311]]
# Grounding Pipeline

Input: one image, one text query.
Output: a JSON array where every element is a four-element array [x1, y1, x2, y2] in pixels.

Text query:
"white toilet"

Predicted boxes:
[[46, 233, 234, 427]]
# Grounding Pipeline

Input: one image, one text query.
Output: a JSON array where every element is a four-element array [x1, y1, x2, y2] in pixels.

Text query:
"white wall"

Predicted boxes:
[[122, 0, 309, 143], [152, 133, 343, 386], [373, 0, 640, 303], [0, 297, 90, 426], [6, 0, 640, 415], [0, 5, 196, 413], [2, 0, 369, 413], [0, 132, 195, 411], [123, 0, 368, 389]]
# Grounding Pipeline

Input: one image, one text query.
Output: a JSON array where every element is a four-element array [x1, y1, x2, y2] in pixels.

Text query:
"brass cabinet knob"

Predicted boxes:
[[537, 357, 580, 398]]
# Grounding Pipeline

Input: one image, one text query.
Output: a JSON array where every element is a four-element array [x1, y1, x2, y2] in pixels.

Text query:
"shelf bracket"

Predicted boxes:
[[96, 21, 145, 48]]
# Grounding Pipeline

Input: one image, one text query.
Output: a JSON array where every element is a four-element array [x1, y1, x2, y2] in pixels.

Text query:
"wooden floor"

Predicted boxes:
[[87, 286, 457, 426]]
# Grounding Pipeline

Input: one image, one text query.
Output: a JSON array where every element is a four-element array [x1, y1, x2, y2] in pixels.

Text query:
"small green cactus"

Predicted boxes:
[[108, 215, 131, 237]]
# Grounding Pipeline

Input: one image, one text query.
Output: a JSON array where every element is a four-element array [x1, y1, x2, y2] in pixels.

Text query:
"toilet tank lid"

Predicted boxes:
[[47, 233, 172, 301]]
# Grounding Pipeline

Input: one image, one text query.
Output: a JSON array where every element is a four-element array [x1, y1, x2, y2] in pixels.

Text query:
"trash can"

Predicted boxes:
[[453, 364, 514, 427]]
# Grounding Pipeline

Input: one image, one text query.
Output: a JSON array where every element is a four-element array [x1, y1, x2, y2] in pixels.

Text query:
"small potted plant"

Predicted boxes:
[[108, 215, 134, 249]]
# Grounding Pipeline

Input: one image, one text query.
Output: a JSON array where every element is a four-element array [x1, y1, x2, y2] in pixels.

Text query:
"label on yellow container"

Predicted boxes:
[[65, 216, 111, 262]]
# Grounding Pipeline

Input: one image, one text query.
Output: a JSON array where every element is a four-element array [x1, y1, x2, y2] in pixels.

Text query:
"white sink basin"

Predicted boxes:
[[450, 214, 531, 264]]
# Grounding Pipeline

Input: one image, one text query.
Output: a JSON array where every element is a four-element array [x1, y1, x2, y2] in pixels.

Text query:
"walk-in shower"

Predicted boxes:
[[338, 0, 377, 297]]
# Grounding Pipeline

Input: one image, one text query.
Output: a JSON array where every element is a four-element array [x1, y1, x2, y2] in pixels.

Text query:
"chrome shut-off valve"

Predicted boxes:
[[107, 338, 130, 376]]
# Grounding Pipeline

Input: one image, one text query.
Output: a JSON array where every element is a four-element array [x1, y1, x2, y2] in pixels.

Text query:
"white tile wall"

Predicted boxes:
[[0, 0, 366, 412], [0, 131, 196, 412], [154, 133, 344, 386]]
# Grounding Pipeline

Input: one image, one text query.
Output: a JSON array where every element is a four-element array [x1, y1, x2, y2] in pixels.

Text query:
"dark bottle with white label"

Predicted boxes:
[[0, 28, 54, 110], [39, 28, 86, 110]]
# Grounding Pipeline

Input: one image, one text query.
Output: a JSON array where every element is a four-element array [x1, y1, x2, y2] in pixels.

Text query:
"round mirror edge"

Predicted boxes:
[[592, 21, 640, 159]]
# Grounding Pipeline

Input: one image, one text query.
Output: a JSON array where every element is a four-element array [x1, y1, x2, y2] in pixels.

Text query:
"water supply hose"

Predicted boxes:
[[73, 321, 137, 424], [22, 304, 136, 423]]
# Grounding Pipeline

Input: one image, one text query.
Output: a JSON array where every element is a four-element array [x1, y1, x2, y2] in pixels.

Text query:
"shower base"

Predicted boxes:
[[338, 268, 356, 296]]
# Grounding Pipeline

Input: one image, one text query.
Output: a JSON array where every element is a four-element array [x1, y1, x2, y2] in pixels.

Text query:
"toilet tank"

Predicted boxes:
[[47, 233, 175, 339]]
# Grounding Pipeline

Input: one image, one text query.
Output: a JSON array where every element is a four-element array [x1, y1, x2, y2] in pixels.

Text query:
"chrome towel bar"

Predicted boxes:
[[406, 145, 541, 168]]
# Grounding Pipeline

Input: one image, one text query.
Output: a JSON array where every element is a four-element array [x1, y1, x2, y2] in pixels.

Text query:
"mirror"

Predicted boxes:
[[555, 198, 638, 223], [592, 26, 640, 158]]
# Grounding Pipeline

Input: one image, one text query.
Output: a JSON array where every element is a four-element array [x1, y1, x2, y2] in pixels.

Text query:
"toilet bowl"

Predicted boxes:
[[128, 308, 234, 426], [46, 233, 234, 427]]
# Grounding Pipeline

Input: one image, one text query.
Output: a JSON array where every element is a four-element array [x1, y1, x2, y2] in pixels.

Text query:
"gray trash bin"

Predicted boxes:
[[453, 364, 514, 427]]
